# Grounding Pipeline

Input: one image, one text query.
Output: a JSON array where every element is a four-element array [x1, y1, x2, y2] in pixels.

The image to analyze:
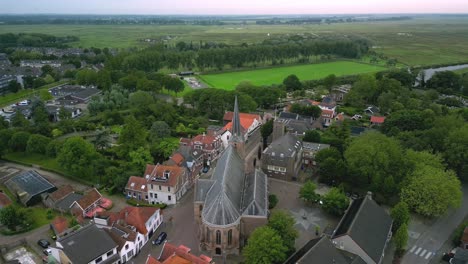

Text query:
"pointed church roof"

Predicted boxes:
[[201, 146, 245, 227], [230, 96, 243, 142]]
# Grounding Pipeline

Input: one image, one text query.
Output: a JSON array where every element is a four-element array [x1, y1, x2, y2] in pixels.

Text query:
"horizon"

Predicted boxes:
[[2, 0, 468, 15]]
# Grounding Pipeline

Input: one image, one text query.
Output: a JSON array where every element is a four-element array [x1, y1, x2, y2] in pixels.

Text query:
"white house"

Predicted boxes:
[[220, 112, 263, 148], [145, 164, 188, 205]]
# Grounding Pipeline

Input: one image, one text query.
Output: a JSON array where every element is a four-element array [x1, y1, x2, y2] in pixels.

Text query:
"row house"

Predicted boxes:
[[220, 111, 263, 148], [70, 188, 103, 218], [125, 164, 189, 205], [188, 133, 223, 166]]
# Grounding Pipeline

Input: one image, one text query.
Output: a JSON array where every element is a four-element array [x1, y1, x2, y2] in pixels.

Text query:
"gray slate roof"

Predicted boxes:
[[284, 236, 358, 264], [242, 170, 268, 217], [55, 193, 83, 212], [264, 133, 301, 158], [302, 142, 331, 152], [5, 170, 56, 205], [195, 179, 215, 202], [202, 146, 245, 226], [333, 193, 393, 264], [58, 224, 117, 264]]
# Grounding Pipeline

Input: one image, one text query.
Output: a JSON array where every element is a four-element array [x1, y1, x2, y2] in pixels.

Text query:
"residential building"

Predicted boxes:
[[50, 224, 120, 264], [149, 242, 214, 263], [364, 106, 380, 115], [370, 116, 386, 126], [94, 206, 163, 263], [4, 170, 57, 206], [125, 176, 148, 201], [0, 75, 17, 95], [20, 60, 62, 68], [220, 111, 263, 149], [145, 164, 189, 205], [330, 84, 352, 102], [188, 133, 224, 166], [50, 216, 70, 239], [284, 236, 365, 264], [262, 134, 303, 181], [332, 192, 393, 264], [194, 97, 268, 256], [302, 142, 331, 167], [42, 185, 84, 213], [70, 188, 103, 218]]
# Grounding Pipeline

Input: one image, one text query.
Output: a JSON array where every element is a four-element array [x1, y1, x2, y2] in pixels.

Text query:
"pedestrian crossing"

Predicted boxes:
[[409, 245, 435, 260]]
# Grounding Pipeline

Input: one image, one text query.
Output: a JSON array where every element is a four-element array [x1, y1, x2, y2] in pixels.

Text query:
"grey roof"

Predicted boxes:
[[333, 193, 393, 264], [284, 237, 351, 264], [452, 248, 468, 264], [279, 112, 299, 120], [202, 146, 245, 226], [264, 134, 301, 158], [230, 96, 243, 142], [242, 170, 268, 217], [55, 193, 83, 211], [195, 179, 215, 202], [5, 170, 56, 205], [71, 88, 102, 101], [58, 224, 118, 264], [302, 142, 331, 151]]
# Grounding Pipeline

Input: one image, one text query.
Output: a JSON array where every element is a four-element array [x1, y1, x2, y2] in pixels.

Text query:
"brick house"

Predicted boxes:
[[262, 134, 303, 181]]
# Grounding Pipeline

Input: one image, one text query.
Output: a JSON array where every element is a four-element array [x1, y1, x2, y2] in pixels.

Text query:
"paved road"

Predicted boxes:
[[401, 185, 468, 264]]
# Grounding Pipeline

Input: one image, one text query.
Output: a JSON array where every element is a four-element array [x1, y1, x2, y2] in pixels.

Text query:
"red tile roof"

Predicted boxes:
[[321, 109, 335, 118], [192, 134, 217, 145], [223, 111, 261, 122], [77, 188, 102, 210], [146, 255, 163, 264], [144, 164, 184, 187], [0, 192, 12, 207], [370, 116, 386, 124], [125, 176, 148, 192], [159, 243, 211, 264], [170, 153, 185, 166], [118, 206, 160, 235], [49, 185, 74, 202], [51, 216, 69, 234]]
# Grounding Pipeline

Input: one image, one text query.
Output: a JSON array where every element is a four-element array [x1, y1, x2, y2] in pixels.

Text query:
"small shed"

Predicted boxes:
[[5, 170, 57, 206]]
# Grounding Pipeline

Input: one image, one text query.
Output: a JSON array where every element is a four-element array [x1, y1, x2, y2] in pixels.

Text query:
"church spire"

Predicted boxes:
[[231, 96, 243, 142]]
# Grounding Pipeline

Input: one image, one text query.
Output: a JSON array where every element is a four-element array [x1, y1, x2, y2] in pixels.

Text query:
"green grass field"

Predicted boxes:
[[2, 17, 468, 66], [199, 61, 386, 89]]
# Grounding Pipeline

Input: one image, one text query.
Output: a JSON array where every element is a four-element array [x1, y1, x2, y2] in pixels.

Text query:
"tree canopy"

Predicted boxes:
[[243, 226, 288, 264]]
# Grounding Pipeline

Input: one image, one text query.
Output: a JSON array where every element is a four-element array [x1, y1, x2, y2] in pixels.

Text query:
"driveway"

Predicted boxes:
[[401, 185, 468, 264]]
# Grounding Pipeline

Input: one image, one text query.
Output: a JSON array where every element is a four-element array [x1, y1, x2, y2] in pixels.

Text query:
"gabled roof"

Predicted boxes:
[[51, 216, 69, 234], [279, 112, 299, 120], [192, 134, 218, 145], [55, 193, 83, 212], [117, 206, 160, 235], [49, 185, 74, 202], [170, 153, 185, 166], [57, 224, 117, 264], [370, 116, 386, 124], [4, 170, 56, 205], [146, 255, 163, 264], [242, 170, 268, 217], [284, 237, 355, 264], [202, 146, 244, 227], [332, 192, 393, 264], [264, 133, 301, 158], [76, 188, 102, 210], [126, 176, 147, 192], [144, 164, 184, 188], [159, 243, 212, 264]]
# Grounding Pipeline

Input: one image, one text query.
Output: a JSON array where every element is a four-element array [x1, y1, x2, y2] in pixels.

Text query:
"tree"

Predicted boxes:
[[11, 110, 29, 128], [344, 132, 406, 195], [165, 77, 184, 95], [39, 89, 53, 101], [243, 226, 288, 264], [7, 80, 21, 93], [150, 138, 179, 162], [283, 74, 302, 91], [401, 166, 462, 217], [318, 158, 346, 186], [321, 187, 349, 216], [345, 74, 378, 106], [0, 205, 26, 230], [315, 147, 341, 163], [268, 210, 299, 253], [0, 116, 9, 130], [299, 181, 319, 203], [150, 121, 171, 142], [118, 115, 147, 157], [393, 223, 409, 251], [268, 194, 278, 209], [390, 201, 410, 232], [260, 119, 273, 147], [26, 134, 51, 154], [0, 129, 14, 157], [58, 137, 100, 180], [323, 74, 337, 91], [9, 131, 31, 152], [303, 130, 320, 143], [129, 147, 153, 170], [444, 125, 468, 180]]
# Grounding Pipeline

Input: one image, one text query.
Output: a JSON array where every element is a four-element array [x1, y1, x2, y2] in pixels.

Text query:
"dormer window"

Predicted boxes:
[[163, 170, 170, 179]]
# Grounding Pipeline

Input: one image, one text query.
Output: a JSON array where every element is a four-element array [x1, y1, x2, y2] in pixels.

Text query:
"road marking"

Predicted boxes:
[[415, 247, 422, 255], [425, 252, 433, 259], [420, 249, 427, 257], [410, 246, 417, 253]]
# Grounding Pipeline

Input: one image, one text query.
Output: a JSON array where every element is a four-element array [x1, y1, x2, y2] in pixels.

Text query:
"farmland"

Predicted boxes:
[[1, 17, 468, 66], [199, 61, 386, 89]]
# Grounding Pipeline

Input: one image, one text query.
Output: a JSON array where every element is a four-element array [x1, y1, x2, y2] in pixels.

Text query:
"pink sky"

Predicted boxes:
[[3, 0, 468, 14]]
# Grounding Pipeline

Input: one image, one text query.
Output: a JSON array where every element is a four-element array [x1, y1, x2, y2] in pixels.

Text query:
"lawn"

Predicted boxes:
[[3, 152, 92, 185], [0, 80, 68, 108], [199, 61, 386, 90], [2, 18, 468, 66]]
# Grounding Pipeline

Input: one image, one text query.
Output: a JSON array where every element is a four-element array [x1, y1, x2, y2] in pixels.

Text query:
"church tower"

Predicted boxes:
[[229, 96, 245, 158]]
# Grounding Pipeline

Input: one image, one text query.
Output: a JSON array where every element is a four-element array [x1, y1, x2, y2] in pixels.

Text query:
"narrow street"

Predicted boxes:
[[401, 185, 468, 264]]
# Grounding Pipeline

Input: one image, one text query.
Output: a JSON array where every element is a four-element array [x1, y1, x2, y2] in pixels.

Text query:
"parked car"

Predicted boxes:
[[37, 239, 50, 248], [351, 114, 363, 120], [43, 248, 52, 256], [202, 167, 209, 173], [152, 232, 167, 245]]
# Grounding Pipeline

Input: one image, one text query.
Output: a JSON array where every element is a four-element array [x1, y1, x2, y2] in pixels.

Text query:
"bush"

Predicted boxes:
[[452, 221, 468, 246], [268, 194, 279, 209], [26, 134, 51, 155], [126, 198, 167, 209]]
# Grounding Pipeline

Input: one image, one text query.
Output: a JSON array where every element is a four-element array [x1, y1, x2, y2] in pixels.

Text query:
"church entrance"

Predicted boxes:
[[215, 247, 221, 255]]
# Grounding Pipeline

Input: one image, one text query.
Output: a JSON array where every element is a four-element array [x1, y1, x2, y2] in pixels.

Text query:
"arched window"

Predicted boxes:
[[228, 229, 232, 245], [206, 228, 211, 243], [216, 230, 221, 245]]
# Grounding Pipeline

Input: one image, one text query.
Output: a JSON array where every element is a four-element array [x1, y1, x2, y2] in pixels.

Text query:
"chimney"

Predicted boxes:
[[367, 191, 373, 200]]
